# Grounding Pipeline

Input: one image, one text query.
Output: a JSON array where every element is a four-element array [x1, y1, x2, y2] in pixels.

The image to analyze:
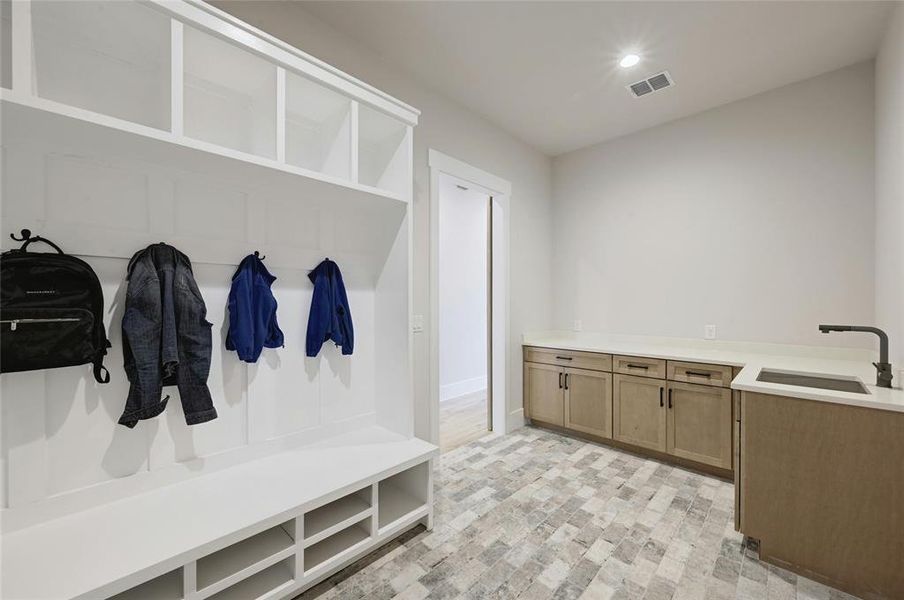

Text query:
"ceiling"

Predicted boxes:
[[300, 1, 895, 156]]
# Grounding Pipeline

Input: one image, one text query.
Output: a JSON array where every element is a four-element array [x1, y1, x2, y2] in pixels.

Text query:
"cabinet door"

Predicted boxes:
[[667, 382, 732, 469], [613, 374, 666, 452], [564, 368, 612, 439], [525, 362, 564, 426]]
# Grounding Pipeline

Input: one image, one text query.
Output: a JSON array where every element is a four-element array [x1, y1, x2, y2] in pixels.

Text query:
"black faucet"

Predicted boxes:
[[818, 325, 894, 388]]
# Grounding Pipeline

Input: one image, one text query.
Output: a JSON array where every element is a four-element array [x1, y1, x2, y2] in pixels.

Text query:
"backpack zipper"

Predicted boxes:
[[1, 317, 82, 331]]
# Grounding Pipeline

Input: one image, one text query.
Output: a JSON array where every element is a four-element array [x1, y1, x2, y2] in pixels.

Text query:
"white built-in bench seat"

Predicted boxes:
[[1, 427, 437, 600]]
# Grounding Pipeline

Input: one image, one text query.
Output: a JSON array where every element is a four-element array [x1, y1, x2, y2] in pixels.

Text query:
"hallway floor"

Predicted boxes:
[[297, 427, 859, 600], [439, 391, 491, 453]]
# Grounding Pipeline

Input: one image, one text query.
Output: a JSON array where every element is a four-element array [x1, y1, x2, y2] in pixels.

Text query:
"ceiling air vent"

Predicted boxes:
[[627, 71, 674, 98]]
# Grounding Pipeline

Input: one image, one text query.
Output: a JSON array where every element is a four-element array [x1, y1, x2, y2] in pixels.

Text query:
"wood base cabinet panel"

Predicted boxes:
[[666, 382, 732, 470], [525, 362, 564, 426], [739, 392, 904, 599], [564, 368, 612, 439], [613, 374, 666, 452]]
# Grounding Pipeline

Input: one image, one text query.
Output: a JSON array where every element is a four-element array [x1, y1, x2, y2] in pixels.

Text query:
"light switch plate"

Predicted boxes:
[[704, 324, 717, 340], [412, 314, 424, 333]]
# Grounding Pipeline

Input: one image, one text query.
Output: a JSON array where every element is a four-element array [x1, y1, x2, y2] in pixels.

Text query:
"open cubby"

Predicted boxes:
[[378, 463, 429, 530], [304, 485, 372, 545], [196, 520, 295, 592], [108, 568, 183, 600], [30, 0, 170, 129], [358, 104, 409, 195], [183, 25, 276, 158], [1, 0, 10, 89], [285, 70, 353, 179], [205, 558, 294, 600], [303, 517, 372, 574]]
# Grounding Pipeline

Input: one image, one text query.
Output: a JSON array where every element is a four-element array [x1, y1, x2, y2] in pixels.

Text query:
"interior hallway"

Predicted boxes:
[[439, 391, 491, 453]]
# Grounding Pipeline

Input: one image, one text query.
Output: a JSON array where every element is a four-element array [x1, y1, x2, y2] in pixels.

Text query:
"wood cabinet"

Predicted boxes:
[[613, 374, 666, 451], [524, 361, 565, 426], [524, 346, 736, 475], [666, 382, 732, 469], [564, 368, 612, 438], [738, 392, 904, 599]]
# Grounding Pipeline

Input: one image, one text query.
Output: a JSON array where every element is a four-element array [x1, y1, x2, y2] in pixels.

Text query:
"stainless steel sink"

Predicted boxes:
[[756, 369, 869, 394]]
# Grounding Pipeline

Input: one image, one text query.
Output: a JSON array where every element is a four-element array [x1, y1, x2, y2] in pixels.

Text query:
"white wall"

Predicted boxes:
[[213, 2, 554, 434], [875, 5, 904, 372], [438, 175, 487, 402], [552, 62, 876, 350]]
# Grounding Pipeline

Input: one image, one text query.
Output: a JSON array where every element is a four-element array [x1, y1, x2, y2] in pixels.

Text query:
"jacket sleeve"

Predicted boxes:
[[306, 269, 329, 357], [335, 268, 354, 355], [226, 269, 255, 362]]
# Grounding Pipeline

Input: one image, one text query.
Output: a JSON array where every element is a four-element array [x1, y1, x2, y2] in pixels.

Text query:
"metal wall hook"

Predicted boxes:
[[10, 229, 32, 242], [253, 250, 266, 260]]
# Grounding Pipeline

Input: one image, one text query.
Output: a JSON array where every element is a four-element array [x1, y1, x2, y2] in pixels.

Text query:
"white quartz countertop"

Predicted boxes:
[[523, 332, 904, 413]]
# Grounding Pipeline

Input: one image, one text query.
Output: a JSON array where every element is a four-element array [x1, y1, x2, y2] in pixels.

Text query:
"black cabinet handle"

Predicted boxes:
[[668, 388, 673, 409], [564, 373, 569, 390], [686, 371, 711, 378], [659, 387, 664, 407], [559, 372, 563, 389], [555, 356, 573, 361], [627, 364, 649, 370]]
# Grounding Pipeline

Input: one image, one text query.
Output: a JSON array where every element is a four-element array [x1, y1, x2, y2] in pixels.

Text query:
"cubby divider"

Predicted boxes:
[[303, 517, 373, 575], [108, 568, 183, 600], [203, 557, 294, 600], [377, 463, 429, 531], [303, 485, 373, 547], [195, 520, 296, 596]]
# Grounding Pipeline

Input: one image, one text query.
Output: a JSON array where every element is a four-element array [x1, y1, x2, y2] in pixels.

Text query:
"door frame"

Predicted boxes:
[[428, 149, 511, 447]]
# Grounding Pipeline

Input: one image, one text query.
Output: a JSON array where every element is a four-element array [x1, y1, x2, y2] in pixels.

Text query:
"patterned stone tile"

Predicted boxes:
[[294, 427, 863, 600]]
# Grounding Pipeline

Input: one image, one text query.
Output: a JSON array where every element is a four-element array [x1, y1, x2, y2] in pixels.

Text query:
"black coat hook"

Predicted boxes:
[[254, 250, 266, 260], [10, 229, 31, 242]]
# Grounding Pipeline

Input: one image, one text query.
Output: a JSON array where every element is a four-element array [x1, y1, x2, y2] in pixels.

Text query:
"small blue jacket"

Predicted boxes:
[[306, 259, 353, 357], [226, 254, 284, 363]]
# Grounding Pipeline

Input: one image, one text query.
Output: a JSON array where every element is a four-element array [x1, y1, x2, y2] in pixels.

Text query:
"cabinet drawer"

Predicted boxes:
[[667, 361, 733, 387], [523, 347, 611, 372], [613, 355, 666, 379]]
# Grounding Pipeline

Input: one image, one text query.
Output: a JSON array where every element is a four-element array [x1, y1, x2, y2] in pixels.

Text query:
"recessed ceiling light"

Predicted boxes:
[[619, 54, 640, 69]]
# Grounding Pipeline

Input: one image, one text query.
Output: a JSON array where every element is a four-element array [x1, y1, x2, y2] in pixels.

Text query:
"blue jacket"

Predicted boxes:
[[306, 259, 353, 357], [226, 254, 284, 363]]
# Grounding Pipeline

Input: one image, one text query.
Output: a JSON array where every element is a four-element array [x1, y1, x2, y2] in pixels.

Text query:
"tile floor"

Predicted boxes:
[[296, 426, 860, 600], [439, 391, 491, 453]]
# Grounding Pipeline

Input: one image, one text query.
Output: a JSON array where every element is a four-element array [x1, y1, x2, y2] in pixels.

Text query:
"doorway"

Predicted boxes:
[[437, 174, 492, 452], [428, 149, 511, 454]]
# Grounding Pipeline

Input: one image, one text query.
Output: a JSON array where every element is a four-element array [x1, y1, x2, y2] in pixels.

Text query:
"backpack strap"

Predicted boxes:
[[93, 342, 111, 384]]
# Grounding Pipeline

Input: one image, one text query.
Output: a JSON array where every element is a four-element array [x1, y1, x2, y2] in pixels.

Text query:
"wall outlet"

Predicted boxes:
[[412, 314, 424, 334], [704, 324, 717, 340], [573, 320, 583, 332]]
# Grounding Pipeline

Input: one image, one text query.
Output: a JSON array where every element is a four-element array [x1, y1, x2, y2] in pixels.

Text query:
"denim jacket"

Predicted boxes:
[[306, 259, 353, 357], [119, 243, 217, 428], [225, 254, 284, 363]]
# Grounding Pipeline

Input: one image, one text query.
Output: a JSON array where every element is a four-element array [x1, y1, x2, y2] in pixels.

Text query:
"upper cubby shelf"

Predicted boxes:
[[1, 0, 418, 203]]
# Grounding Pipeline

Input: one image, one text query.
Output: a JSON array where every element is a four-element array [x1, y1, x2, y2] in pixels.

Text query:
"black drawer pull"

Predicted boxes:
[[564, 373, 569, 390], [668, 388, 673, 409], [555, 356, 573, 361], [627, 363, 649, 370], [686, 371, 712, 378], [559, 372, 563, 389], [659, 386, 664, 407]]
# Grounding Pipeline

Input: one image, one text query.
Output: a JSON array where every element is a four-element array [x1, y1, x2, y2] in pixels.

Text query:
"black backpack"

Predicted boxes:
[[1, 230, 111, 383]]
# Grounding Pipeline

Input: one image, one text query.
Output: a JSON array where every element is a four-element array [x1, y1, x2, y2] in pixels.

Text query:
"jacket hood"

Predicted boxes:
[[234, 254, 276, 285]]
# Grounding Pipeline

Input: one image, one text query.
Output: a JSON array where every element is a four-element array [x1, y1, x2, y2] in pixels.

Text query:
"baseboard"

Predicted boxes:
[[440, 376, 487, 402], [506, 408, 525, 433]]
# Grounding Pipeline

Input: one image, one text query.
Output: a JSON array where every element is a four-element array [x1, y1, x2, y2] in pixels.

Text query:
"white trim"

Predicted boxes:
[[507, 409, 526, 433], [152, 0, 419, 125], [440, 377, 487, 403], [428, 149, 512, 448]]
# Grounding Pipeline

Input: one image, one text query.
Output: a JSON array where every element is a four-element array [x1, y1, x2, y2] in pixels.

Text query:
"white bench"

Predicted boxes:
[[0, 427, 437, 600]]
